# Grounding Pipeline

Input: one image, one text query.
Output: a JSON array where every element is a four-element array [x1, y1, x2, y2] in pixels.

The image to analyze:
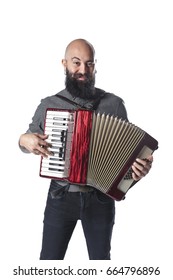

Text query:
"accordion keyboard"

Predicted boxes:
[[40, 110, 74, 178]]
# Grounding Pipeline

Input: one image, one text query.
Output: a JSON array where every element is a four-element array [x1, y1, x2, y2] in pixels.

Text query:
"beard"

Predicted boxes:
[[65, 69, 97, 100]]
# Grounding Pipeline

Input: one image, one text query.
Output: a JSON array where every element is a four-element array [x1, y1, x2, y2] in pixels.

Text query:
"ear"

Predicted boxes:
[[62, 59, 67, 67], [62, 59, 67, 74]]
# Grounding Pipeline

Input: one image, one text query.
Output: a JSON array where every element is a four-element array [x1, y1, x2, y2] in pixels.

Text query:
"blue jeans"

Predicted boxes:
[[40, 181, 115, 260]]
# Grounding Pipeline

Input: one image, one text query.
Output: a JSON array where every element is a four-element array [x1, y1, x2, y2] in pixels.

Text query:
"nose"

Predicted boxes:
[[79, 63, 87, 74]]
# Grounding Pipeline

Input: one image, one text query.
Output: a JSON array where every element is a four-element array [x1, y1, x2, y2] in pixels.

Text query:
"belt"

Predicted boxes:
[[68, 184, 94, 193]]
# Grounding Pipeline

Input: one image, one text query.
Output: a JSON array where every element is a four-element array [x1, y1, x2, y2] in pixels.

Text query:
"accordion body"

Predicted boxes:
[[40, 109, 158, 201]]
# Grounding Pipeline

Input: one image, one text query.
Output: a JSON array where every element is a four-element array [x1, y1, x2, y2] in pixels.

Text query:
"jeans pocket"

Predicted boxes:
[[49, 180, 69, 199], [95, 190, 113, 204]]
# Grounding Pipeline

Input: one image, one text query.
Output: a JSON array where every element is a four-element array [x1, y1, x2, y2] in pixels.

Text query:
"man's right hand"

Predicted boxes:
[[19, 133, 52, 157]]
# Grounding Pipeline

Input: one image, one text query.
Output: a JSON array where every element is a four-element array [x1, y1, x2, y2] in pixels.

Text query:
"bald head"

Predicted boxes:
[[64, 39, 95, 60]]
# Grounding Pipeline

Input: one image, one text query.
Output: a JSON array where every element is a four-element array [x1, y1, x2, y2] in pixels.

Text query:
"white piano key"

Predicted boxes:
[[41, 164, 65, 171], [40, 169, 66, 178], [42, 158, 65, 165], [45, 122, 69, 129], [46, 111, 72, 118]]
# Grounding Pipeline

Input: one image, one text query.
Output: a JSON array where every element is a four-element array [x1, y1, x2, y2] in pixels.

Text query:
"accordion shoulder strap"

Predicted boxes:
[[56, 90, 106, 110], [56, 94, 84, 109]]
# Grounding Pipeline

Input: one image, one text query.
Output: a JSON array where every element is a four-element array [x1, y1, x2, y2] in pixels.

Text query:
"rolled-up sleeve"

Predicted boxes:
[[27, 99, 47, 134]]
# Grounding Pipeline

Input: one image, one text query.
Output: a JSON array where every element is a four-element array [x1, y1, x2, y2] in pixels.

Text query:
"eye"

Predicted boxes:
[[73, 61, 80, 67], [86, 61, 95, 67]]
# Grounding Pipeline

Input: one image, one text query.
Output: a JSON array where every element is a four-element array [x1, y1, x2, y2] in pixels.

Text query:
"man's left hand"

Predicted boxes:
[[132, 155, 153, 181]]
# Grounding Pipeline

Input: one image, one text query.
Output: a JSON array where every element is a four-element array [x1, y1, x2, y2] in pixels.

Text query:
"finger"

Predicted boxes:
[[33, 149, 49, 158], [134, 159, 152, 173], [136, 157, 153, 166], [132, 160, 144, 172], [131, 165, 144, 180], [132, 163, 151, 181], [147, 155, 153, 162], [33, 149, 40, 155], [38, 143, 50, 149], [34, 133, 48, 140], [38, 145, 54, 157], [132, 172, 141, 181], [133, 163, 150, 175]]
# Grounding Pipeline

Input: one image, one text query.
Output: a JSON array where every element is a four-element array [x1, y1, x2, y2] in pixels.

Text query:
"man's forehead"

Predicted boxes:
[[65, 42, 94, 60]]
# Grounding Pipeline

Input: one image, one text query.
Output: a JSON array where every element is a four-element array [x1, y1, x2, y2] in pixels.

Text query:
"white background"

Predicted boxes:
[[0, 0, 172, 279]]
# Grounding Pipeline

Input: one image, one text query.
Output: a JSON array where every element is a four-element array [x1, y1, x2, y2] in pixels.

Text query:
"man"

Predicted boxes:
[[19, 38, 153, 260]]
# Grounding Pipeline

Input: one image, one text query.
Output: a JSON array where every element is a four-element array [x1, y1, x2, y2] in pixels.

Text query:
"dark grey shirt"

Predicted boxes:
[[26, 88, 128, 135]]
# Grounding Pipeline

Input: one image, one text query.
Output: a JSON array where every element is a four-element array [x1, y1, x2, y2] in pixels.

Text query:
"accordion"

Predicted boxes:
[[40, 109, 158, 201]]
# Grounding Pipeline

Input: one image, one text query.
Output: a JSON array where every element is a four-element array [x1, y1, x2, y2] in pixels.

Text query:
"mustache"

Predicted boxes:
[[71, 72, 90, 80]]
